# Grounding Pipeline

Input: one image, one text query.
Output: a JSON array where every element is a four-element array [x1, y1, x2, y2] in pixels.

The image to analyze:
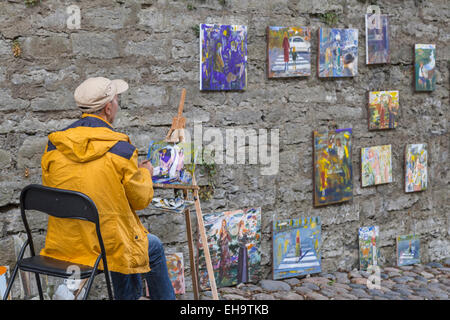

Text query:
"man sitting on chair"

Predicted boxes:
[[40, 77, 175, 300]]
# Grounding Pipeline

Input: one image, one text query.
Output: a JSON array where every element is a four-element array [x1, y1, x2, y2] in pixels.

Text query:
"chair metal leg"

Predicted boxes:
[[103, 270, 113, 300], [35, 273, 44, 300], [82, 254, 102, 300]]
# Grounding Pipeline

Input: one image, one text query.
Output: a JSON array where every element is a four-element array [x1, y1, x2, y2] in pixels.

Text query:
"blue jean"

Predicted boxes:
[[110, 234, 176, 300]]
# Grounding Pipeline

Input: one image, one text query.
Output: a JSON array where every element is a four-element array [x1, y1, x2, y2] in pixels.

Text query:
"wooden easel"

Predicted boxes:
[[150, 89, 218, 300]]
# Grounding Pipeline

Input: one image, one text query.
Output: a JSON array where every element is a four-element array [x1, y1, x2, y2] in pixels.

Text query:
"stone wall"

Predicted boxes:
[[0, 0, 448, 299]]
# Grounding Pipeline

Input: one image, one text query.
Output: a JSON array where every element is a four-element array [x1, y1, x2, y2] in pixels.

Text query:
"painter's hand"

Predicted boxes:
[[139, 160, 154, 176]]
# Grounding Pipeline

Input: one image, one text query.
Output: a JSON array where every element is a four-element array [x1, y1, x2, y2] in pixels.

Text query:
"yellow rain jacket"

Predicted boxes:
[[40, 114, 153, 274]]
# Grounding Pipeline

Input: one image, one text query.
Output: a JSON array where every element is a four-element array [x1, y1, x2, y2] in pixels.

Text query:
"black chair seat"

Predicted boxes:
[[18, 255, 101, 279]]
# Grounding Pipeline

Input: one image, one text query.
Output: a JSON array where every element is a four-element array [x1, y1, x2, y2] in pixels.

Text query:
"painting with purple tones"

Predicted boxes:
[[200, 24, 247, 91]]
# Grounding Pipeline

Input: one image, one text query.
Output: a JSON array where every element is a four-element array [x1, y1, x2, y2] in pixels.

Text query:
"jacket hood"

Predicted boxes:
[[48, 116, 130, 163]]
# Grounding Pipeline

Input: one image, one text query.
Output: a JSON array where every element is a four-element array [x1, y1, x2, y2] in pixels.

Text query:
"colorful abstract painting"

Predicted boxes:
[[318, 28, 358, 77], [273, 217, 321, 280], [368, 91, 399, 130], [200, 24, 247, 91], [405, 144, 428, 193], [166, 253, 185, 294], [198, 207, 261, 290], [267, 26, 311, 78], [415, 44, 436, 91], [0, 266, 11, 300], [365, 14, 390, 64], [313, 128, 353, 207], [147, 141, 198, 185], [359, 226, 379, 271], [361, 145, 392, 187], [397, 235, 420, 266]]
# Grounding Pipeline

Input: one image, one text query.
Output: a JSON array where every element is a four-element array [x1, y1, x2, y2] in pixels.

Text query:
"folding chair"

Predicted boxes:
[[2, 184, 113, 300]]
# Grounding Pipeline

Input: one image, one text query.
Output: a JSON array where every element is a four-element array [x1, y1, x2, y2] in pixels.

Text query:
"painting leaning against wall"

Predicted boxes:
[[197, 207, 261, 290], [272, 217, 321, 280], [405, 143, 428, 193], [313, 128, 353, 207], [361, 144, 393, 187], [397, 235, 420, 266], [368, 91, 399, 130], [414, 44, 436, 91], [358, 226, 379, 271], [166, 253, 185, 295], [200, 23, 247, 91]]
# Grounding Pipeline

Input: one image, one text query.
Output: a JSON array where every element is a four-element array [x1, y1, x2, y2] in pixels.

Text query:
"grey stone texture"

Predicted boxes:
[[0, 0, 448, 300]]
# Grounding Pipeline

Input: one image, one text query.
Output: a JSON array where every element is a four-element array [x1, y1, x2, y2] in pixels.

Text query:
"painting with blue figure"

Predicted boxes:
[[200, 24, 247, 91], [273, 217, 321, 280], [147, 141, 198, 185], [318, 28, 358, 77], [397, 235, 420, 266]]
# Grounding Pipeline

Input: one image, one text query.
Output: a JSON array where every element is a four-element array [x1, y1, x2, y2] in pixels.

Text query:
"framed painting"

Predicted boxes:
[[273, 217, 321, 280], [358, 226, 379, 271], [318, 28, 358, 77], [365, 13, 390, 64], [361, 145, 392, 187], [414, 44, 436, 91], [405, 143, 428, 193], [166, 253, 185, 294], [313, 128, 353, 206], [397, 235, 420, 266], [267, 26, 311, 78], [197, 207, 261, 290], [200, 24, 247, 91], [368, 91, 399, 130]]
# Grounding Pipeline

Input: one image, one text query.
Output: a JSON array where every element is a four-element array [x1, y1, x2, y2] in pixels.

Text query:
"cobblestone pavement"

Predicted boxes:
[[199, 260, 450, 300]]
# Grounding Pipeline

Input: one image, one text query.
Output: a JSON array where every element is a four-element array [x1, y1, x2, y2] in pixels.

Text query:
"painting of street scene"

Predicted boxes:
[[267, 26, 311, 78], [273, 217, 321, 280], [313, 128, 353, 207], [368, 91, 399, 130], [405, 143, 428, 193], [397, 235, 420, 266], [359, 226, 379, 271], [318, 28, 358, 77], [365, 13, 390, 64], [198, 208, 261, 290], [415, 44, 436, 91], [200, 24, 247, 91]]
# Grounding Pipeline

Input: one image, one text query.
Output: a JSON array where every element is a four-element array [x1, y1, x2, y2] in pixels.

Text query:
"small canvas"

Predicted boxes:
[[359, 226, 379, 271], [361, 145, 393, 187], [0, 266, 11, 300], [397, 235, 420, 266], [365, 14, 390, 64], [147, 141, 198, 185], [368, 91, 399, 130], [405, 144, 428, 193], [415, 44, 436, 91], [267, 26, 311, 78], [318, 28, 358, 77], [200, 24, 247, 91], [198, 207, 261, 290], [273, 217, 321, 280], [166, 253, 185, 295], [313, 128, 353, 206]]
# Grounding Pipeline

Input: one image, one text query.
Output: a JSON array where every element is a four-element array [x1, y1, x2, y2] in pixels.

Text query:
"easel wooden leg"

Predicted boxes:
[[183, 190, 199, 300]]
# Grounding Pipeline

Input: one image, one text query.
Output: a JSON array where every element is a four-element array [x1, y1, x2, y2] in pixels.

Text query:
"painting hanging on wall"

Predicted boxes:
[[198, 207, 261, 290], [272, 217, 321, 280], [313, 128, 353, 207], [318, 28, 358, 77], [361, 145, 393, 187], [368, 91, 399, 130], [147, 141, 198, 185], [365, 13, 390, 64], [166, 253, 185, 295], [359, 226, 379, 271], [267, 26, 311, 78], [200, 23, 247, 91], [397, 235, 420, 266], [414, 44, 436, 91], [405, 143, 428, 193]]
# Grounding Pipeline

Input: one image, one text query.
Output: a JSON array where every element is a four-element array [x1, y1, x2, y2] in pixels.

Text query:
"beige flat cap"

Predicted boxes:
[[74, 77, 129, 113]]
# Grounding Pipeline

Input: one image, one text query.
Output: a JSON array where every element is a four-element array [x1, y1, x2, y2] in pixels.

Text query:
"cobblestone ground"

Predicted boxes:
[[199, 260, 450, 300]]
